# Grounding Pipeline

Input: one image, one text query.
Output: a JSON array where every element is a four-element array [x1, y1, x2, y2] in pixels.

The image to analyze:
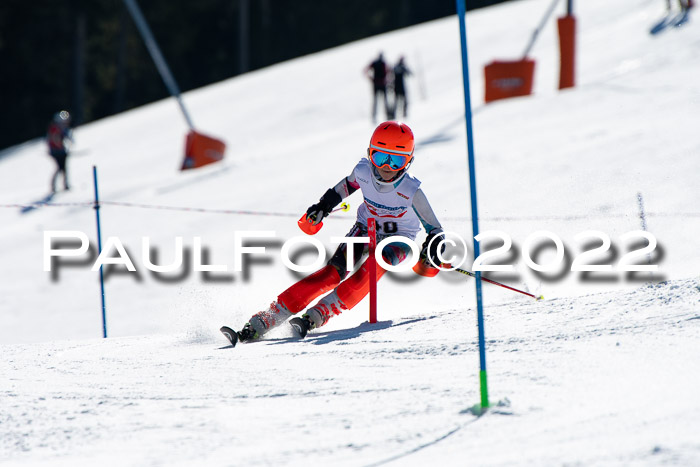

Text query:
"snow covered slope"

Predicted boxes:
[[1, 0, 699, 465], [2, 279, 698, 466]]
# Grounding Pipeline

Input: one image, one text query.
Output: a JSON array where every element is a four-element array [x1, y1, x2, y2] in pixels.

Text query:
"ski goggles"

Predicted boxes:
[[369, 149, 411, 171]]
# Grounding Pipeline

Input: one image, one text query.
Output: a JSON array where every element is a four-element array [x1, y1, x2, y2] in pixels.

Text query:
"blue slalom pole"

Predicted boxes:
[[456, 0, 489, 411], [93, 166, 107, 338]]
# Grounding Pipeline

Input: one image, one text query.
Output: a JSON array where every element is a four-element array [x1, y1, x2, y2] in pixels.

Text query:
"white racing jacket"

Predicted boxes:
[[333, 158, 443, 240]]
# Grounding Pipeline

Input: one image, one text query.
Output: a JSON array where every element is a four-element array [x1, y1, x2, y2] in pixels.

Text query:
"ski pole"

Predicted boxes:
[[330, 202, 351, 215], [448, 264, 544, 300], [298, 202, 350, 235]]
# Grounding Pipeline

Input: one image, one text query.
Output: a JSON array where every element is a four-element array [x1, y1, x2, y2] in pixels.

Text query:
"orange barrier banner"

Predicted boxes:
[[558, 15, 576, 89], [181, 130, 226, 170], [484, 59, 536, 103]]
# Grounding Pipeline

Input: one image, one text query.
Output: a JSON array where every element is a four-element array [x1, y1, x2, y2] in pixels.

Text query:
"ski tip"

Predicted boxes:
[[536, 295, 544, 301], [289, 317, 308, 339], [289, 322, 303, 339], [220, 326, 238, 347]]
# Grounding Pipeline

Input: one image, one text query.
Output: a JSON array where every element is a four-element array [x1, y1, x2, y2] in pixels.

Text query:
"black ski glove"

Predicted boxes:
[[421, 231, 446, 267], [306, 188, 342, 225]]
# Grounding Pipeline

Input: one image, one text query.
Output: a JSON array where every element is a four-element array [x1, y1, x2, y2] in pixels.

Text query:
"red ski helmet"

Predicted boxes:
[[368, 121, 415, 170]]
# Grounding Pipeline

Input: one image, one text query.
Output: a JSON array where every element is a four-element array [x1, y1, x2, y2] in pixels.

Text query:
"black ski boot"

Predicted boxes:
[[237, 322, 259, 343], [289, 314, 314, 339]]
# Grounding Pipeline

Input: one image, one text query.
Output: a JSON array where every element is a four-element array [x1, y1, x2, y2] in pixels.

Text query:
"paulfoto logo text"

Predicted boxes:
[[43, 229, 660, 279]]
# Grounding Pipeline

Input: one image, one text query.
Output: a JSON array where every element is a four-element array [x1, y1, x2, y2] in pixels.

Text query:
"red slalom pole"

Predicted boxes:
[[368, 218, 378, 323]]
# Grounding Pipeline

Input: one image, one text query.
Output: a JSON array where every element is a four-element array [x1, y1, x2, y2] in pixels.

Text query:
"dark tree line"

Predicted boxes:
[[0, 0, 510, 151]]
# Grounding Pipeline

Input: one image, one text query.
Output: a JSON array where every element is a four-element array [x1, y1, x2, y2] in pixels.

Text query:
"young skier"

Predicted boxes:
[[46, 110, 73, 193], [221, 121, 445, 345]]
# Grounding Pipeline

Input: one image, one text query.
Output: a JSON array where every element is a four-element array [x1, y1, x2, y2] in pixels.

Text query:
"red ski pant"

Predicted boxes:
[[277, 223, 411, 314]]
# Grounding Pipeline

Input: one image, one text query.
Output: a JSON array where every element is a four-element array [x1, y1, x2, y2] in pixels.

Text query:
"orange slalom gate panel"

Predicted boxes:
[[483, 59, 536, 103], [181, 130, 226, 170]]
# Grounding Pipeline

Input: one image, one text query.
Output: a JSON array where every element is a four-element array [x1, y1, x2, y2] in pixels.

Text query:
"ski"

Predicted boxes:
[[673, 10, 690, 28], [289, 316, 312, 339], [220, 326, 239, 347], [19, 192, 58, 215], [650, 10, 690, 35], [650, 14, 675, 35]]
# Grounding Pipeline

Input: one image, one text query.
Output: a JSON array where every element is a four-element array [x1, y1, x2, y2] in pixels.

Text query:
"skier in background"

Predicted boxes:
[[46, 110, 73, 193], [222, 121, 446, 345], [365, 52, 391, 122], [392, 56, 412, 119]]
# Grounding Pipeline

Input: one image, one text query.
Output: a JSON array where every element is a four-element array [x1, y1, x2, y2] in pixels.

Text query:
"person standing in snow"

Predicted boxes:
[[222, 121, 445, 345], [392, 56, 412, 119], [365, 53, 391, 122], [46, 110, 73, 193]]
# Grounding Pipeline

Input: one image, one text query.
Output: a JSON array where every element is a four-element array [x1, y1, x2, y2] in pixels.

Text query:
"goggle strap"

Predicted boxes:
[[369, 144, 413, 156]]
